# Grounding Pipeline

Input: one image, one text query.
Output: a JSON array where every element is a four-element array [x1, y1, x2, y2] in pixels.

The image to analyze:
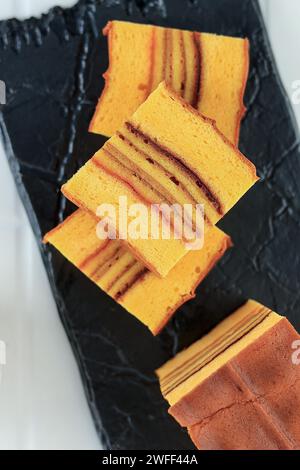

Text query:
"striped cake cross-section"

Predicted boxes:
[[62, 82, 258, 278], [89, 21, 249, 145], [156, 300, 300, 450], [44, 209, 232, 335]]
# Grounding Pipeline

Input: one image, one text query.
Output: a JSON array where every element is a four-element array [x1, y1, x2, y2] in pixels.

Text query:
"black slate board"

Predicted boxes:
[[1, 0, 300, 450]]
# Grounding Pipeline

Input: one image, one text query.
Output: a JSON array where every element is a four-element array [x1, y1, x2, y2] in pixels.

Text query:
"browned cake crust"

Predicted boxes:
[[170, 319, 300, 450], [188, 400, 295, 450]]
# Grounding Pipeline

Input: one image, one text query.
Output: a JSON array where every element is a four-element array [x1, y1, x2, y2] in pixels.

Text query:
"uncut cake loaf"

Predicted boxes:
[[63, 82, 258, 278], [44, 209, 231, 334], [157, 300, 300, 450], [90, 21, 249, 145]]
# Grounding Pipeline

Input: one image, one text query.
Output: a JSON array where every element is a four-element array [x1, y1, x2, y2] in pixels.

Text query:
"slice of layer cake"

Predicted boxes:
[[62, 82, 258, 277], [44, 209, 231, 335], [157, 300, 300, 450], [90, 21, 249, 145]]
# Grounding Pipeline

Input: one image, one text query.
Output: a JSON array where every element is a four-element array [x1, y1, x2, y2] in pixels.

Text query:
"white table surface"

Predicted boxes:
[[0, 0, 299, 450]]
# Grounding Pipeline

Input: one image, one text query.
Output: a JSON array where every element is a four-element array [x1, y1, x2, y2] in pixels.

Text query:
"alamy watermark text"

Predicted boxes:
[[95, 197, 205, 250]]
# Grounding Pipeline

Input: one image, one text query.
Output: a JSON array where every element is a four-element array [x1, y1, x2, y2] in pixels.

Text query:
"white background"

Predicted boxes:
[[0, 0, 299, 450]]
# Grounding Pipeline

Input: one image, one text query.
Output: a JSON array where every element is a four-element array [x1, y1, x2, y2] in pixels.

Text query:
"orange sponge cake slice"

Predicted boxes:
[[90, 21, 249, 145], [157, 301, 300, 450], [63, 82, 258, 277], [44, 209, 231, 335]]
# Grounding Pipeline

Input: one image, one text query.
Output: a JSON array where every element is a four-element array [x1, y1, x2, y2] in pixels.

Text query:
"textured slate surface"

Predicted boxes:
[[0, 0, 299, 450]]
